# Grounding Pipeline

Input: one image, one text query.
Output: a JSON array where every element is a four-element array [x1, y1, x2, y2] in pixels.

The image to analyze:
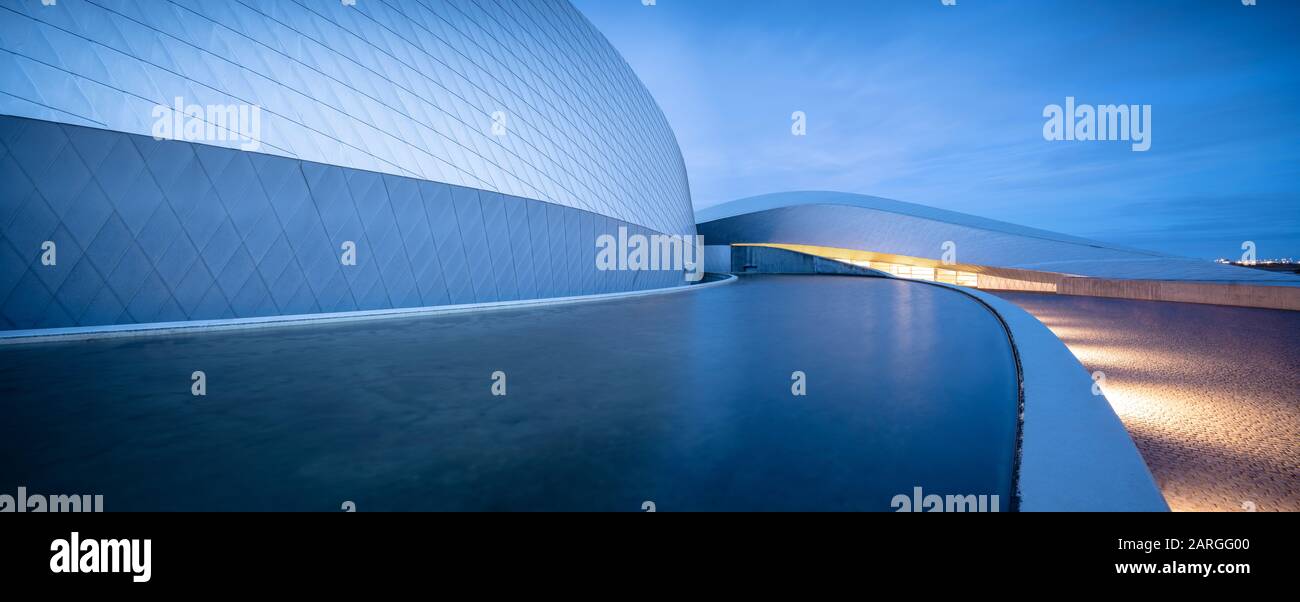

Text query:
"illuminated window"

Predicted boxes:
[[749, 244, 981, 287]]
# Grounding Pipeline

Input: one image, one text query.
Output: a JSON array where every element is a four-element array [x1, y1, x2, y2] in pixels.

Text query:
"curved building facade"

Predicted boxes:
[[699, 191, 1300, 309], [0, 0, 695, 332]]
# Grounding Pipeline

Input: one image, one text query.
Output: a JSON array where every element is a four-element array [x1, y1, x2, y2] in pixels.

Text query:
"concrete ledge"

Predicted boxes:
[[0, 274, 737, 345], [1057, 277, 1300, 311], [959, 287, 1169, 511], [972, 272, 1300, 311]]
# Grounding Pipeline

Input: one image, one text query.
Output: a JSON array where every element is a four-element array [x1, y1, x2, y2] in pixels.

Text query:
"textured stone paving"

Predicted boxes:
[[993, 292, 1300, 512]]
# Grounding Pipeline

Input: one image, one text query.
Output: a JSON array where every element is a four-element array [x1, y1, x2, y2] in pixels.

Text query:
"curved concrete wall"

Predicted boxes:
[[0, 116, 683, 331]]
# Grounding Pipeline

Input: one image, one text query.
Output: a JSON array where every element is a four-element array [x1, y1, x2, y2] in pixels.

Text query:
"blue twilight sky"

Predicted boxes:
[[571, 0, 1300, 260]]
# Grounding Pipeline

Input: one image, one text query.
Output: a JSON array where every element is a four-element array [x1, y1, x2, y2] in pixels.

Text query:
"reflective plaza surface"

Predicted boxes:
[[1, 275, 1018, 511]]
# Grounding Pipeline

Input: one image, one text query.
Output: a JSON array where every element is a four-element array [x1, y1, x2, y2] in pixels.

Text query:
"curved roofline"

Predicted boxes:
[[695, 191, 1171, 258]]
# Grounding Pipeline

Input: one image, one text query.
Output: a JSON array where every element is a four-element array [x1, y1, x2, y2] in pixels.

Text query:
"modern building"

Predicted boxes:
[[0, 1, 1199, 513], [699, 191, 1300, 310], [0, 0, 695, 332]]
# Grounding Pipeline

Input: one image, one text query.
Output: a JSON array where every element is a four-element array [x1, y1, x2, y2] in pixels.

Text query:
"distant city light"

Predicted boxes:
[[1216, 258, 1298, 267]]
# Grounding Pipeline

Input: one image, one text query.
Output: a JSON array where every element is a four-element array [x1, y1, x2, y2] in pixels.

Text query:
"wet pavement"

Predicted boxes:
[[1, 275, 1018, 511], [994, 291, 1300, 512]]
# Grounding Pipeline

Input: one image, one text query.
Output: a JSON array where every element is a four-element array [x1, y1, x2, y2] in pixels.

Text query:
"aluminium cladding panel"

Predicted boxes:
[[0, 0, 695, 236], [0, 116, 688, 331]]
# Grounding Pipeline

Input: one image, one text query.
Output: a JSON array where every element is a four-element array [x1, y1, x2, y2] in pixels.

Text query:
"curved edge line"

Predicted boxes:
[[0, 274, 737, 345], [908, 279, 1027, 513]]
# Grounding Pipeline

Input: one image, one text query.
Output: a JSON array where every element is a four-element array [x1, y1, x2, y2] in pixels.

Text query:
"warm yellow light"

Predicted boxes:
[[736, 243, 951, 282]]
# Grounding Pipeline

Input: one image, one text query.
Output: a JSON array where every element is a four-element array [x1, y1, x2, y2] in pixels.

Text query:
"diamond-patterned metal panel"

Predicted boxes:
[[545, 201, 573, 298], [0, 0, 695, 236], [563, 208, 584, 298], [525, 199, 554, 299], [453, 186, 497, 304], [503, 194, 537, 300], [481, 192, 519, 302], [0, 115, 691, 331], [423, 182, 474, 306]]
